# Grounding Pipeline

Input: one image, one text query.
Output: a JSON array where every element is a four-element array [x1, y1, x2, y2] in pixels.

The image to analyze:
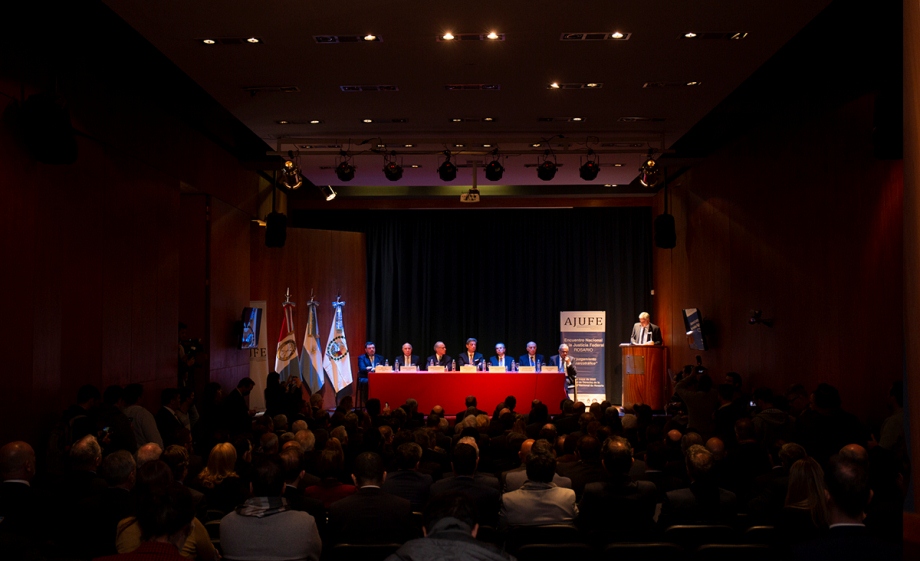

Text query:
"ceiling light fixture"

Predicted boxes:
[[320, 185, 337, 201], [484, 117, 494, 121], [537, 150, 558, 181], [335, 151, 356, 181], [549, 82, 560, 89], [579, 150, 600, 181], [202, 39, 216, 45], [362, 118, 373, 123], [571, 117, 583, 122], [404, 144, 414, 148], [611, 31, 624, 39], [442, 32, 455, 40], [451, 118, 463, 122], [487, 31, 499, 40], [364, 34, 377, 41], [639, 150, 661, 187], [383, 153, 403, 181], [485, 150, 504, 181], [246, 37, 260, 43], [684, 32, 697, 38], [281, 152, 304, 189], [437, 151, 458, 181]]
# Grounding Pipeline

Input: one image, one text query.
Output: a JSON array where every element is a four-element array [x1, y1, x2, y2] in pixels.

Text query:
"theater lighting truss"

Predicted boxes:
[[579, 149, 601, 181], [334, 151, 356, 181], [639, 149, 661, 187], [536, 149, 558, 181], [437, 150, 458, 181], [382, 152, 403, 181], [484, 149, 504, 181], [281, 151, 303, 189]]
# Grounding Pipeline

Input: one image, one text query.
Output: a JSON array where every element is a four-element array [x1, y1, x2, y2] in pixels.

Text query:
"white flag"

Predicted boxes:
[[301, 298, 324, 393], [322, 298, 353, 393], [274, 298, 299, 382]]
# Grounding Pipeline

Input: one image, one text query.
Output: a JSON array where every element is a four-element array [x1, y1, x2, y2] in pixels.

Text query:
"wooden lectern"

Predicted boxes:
[[621, 346, 669, 410]]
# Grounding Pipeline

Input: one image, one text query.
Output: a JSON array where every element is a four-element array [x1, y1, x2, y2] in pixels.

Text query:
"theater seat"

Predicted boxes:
[[505, 524, 582, 554], [693, 544, 772, 561], [663, 525, 737, 549], [602, 543, 682, 561], [330, 543, 402, 561], [516, 543, 593, 561]]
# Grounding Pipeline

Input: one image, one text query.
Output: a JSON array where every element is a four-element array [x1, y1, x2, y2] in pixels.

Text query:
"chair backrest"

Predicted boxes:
[[516, 543, 593, 561], [602, 543, 682, 561], [204, 509, 226, 522], [330, 543, 402, 561], [742, 526, 775, 545], [203, 520, 221, 541], [693, 544, 772, 561], [663, 525, 737, 549], [505, 524, 582, 554]]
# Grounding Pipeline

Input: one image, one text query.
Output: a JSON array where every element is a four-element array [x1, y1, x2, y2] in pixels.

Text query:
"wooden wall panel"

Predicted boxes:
[[209, 198, 252, 378], [654, 95, 903, 423], [250, 226, 367, 405]]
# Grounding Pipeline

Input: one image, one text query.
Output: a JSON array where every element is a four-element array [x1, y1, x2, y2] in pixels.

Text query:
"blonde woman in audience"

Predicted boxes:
[[777, 457, 829, 544], [195, 442, 248, 513]]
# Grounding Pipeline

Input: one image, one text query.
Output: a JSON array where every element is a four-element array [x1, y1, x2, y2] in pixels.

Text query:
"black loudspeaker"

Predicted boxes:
[[264, 212, 287, 248], [19, 94, 78, 164], [654, 214, 676, 249]]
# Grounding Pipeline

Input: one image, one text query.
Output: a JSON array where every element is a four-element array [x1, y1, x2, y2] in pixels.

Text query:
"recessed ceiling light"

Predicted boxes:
[[404, 144, 414, 148], [487, 31, 499, 40], [454, 144, 465, 148], [604, 184, 618, 187], [684, 32, 697, 38], [277, 120, 289, 124], [483, 117, 494, 121], [482, 144, 492, 148], [246, 37, 261, 43], [363, 118, 373, 123], [451, 118, 462, 122], [549, 82, 560, 89], [586, 83, 599, 88], [309, 120, 321, 124], [377, 144, 386, 148], [410, 164, 420, 168], [613, 163, 624, 167], [364, 34, 377, 41], [571, 117, 583, 121], [202, 39, 216, 45], [611, 32, 624, 39], [686, 81, 701, 86], [442, 32, 455, 40], [532, 143, 541, 147]]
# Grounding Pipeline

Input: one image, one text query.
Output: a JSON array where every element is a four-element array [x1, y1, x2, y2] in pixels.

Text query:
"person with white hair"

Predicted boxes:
[[630, 312, 662, 345], [549, 344, 577, 390]]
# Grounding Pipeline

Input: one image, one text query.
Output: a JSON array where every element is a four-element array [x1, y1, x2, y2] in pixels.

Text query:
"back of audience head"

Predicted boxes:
[[136, 460, 174, 496], [423, 491, 479, 535], [260, 432, 279, 455], [734, 418, 756, 442], [525, 448, 557, 483], [353, 451, 385, 486], [136, 482, 194, 545], [602, 436, 633, 475], [577, 435, 601, 463], [685, 444, 714, 484], [161, 444, 190, 482], [705, 437, 726, 462], [279, 448, 303, 483], [251, 455, 285, 496], [294, 429, 315, 452], [778, 442, 808, 471], [785, 457, 828, 528], [318, 445, 345, 479], [0, 441, 36, 481], [70, 434, 102, 471], [452, 443, 478, 475], [200, 442, 238, 486], [680, 432, 703, 453], [539, 424, 557, 443], [397, 442, 423, 470], [825, 455, 871, 521], [101, 449, 136, 488]]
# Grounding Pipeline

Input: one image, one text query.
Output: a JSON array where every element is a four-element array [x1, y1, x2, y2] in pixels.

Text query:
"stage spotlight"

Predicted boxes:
[[335, 161, 355, 181], [437, 151, 457, 181], [579, 150, 600, 181], [320, 185, 337, 201], [536, 150, 557, 181], [484, 151, 504, 181], [383, 161, 403, 181], [639, 151, 661, 187], [281, 155, 303, 189]]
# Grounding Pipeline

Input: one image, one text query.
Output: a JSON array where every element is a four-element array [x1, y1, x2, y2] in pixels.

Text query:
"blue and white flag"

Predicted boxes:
[[301, 296, 324, 393], [322, 297, 353, 393]]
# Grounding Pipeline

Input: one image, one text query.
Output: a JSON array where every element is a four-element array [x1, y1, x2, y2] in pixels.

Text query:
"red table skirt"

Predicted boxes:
[[368, 372, 568, 415]]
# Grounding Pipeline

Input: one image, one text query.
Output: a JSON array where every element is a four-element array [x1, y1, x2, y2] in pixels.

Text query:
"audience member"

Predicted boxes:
[[381, 442, 433, 511], [659, 444, 737, 526], [194, 441, 247, 513], [499, 445, 577, 529]]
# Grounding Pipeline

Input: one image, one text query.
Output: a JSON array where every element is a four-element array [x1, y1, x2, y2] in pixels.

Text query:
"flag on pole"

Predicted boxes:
[[301, 294, 324, 393], [322, 297, 354, 393], [274, 289, 300, 382]]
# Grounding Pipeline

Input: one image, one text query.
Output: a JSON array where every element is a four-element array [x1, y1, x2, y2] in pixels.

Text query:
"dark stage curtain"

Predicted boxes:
[[357, 207, 653, 402]]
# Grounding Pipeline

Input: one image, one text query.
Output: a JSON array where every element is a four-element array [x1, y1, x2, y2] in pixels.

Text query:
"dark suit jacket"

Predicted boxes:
[[357, 354, 383, 380], [518, 354, 544, 368], [630, 322, 662, 345], [659, 483, 737, 527], [155, 407, 184, 447], [327, 486, 414, 545], [219, 388, 251, 436], [791, 524, 901, 561], [488, 355, 514, 369], [430, 475, 500, 526], [381, 469, 433, 511], [548, 355, 577, 383], [426, 354, 452, 369], [556, 460, 609, 499], [578, 477, 659, 542], [456, 352, 484, 367], [395, 355, 420, 368]]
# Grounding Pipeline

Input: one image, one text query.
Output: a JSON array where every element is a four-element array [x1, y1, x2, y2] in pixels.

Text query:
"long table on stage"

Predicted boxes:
[[369, 372, 568, 415]]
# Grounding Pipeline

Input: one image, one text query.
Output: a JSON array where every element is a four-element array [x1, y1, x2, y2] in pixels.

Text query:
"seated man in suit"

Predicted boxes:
[[630, 312, 662, 345], [548, 344, 577, 389], [519, 341, 544, 368], [659, 444, 737, 527], [457, 338, 484, 369], [0, 441, 41, 559], [381, 442, 433, 511], [578, 436, 658, 543], [430, 443, 500, 527], [489, 343, 514, 371], [455, 396, 488, 422], [426, 341, 453, 370], [327, 452, 414, 545], [503, 439, 572, 492], [499, 443, 578, 529], [395, 342, 420, 370], [357, 341, 383, 407]]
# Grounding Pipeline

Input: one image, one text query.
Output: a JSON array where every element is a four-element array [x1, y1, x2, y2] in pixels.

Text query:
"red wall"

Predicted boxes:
[[653, 95, 903, 424]]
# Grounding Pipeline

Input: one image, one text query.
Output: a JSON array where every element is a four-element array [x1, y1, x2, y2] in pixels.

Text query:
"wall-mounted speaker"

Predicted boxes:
[[654, 214, 676, 249]]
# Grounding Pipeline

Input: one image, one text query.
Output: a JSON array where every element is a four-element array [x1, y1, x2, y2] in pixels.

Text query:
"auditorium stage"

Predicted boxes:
[[368, 372, 569, 415]]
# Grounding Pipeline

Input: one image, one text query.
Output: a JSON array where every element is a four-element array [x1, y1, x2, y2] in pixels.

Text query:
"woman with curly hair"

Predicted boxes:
[[195, 441, 248, 513]]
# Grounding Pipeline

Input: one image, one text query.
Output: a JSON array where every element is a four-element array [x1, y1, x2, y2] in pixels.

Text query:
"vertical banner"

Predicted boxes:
[[560, 311, 606, 404], [301, 295, 325, 394], [248, 300, 269, 410], [323, 297, 354, 393]]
